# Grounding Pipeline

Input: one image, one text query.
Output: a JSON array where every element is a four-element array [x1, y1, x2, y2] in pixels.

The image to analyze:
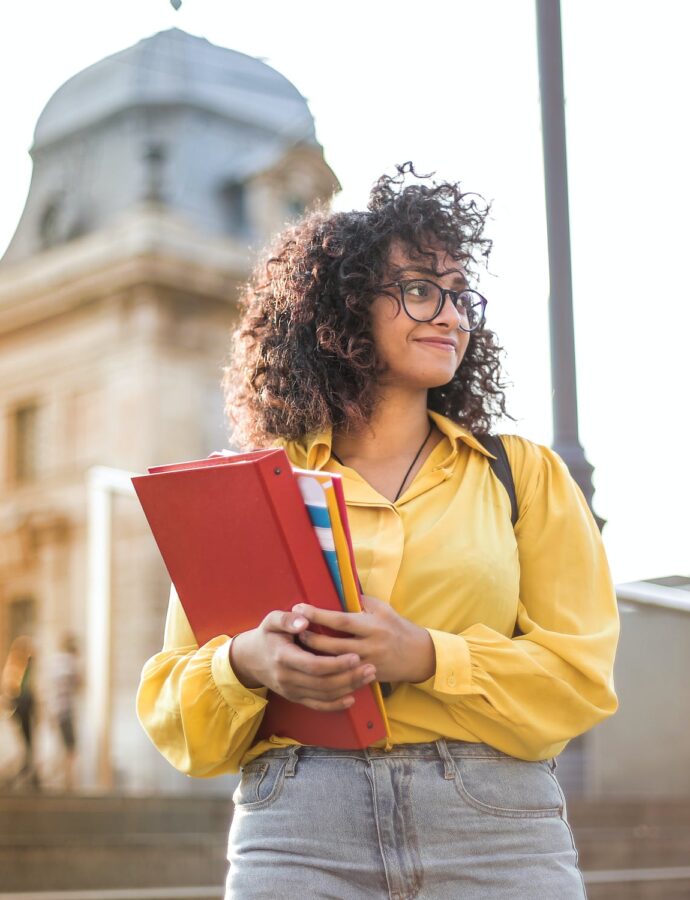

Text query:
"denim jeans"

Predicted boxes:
[[226, 740, 586, 899]]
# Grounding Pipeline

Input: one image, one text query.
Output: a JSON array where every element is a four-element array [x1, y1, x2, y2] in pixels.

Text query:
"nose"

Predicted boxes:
[[433, 291, 464, 329]]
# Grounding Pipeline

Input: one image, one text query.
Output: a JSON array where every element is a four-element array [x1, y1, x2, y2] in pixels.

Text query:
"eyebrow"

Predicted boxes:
[[394, 266, 469, 288]]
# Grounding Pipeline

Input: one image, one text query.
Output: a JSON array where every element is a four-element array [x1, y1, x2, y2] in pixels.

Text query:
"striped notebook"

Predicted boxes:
[[296, 473, 346, 610]]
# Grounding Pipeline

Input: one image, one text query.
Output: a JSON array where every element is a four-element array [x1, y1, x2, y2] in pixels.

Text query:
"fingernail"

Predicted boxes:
[[292, 616, 307, 628], [362, 666, 376, 677], [342, 696, 355, 707], [363, 673, 376, 684]]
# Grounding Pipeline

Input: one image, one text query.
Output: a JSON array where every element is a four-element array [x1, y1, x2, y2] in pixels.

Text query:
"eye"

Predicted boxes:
[[404, 280, 433, 299], [459, 291, 485, 327]]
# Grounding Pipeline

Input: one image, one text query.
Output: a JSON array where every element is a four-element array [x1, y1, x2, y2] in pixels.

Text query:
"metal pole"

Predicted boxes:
[[535, 0, 603, 528]]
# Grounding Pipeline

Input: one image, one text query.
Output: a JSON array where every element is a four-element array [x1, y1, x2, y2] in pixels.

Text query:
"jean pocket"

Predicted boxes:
[[452, 756, 563, 819], [232, 758, 287, 811]]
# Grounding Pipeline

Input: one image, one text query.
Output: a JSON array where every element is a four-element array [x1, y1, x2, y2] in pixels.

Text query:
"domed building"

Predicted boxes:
[[0, 29, 338, 793]]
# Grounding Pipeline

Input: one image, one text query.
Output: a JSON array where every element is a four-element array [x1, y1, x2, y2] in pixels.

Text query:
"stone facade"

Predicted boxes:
[[0, 30, 338, 793]]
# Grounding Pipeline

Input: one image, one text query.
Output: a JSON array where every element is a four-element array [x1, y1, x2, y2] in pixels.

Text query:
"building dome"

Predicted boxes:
[[33, 29, 316, 150], [1, 29, 334, 266]]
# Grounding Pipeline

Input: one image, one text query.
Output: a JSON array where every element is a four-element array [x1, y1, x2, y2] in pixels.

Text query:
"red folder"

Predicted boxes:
[[132, 448, 388, 749]]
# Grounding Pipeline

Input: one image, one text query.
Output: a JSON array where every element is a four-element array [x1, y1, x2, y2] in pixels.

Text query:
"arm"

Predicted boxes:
[[413, 437, 619, 759], [136, 585, 269, 776], [294, 438, 619, 761], [136, 586, 378, 776]]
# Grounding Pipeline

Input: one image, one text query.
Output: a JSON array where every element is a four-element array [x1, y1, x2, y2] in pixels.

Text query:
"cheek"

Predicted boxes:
[[456, 334, 471, 368], [370, 298, 405, 358]]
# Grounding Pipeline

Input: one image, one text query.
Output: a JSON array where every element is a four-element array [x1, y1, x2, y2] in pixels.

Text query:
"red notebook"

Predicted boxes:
[[132, 448, 388, 749]]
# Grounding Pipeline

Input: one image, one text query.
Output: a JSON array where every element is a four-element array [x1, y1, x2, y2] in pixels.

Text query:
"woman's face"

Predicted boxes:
[[370, 242, 471, 392]]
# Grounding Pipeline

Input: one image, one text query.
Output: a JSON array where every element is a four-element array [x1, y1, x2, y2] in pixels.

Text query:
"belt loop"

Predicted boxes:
[[436, 739, 455, 780], [284, 745, 300, 778]]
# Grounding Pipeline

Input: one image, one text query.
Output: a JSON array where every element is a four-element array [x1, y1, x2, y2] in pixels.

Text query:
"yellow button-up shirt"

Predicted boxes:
[[136, 411, 619, 775]]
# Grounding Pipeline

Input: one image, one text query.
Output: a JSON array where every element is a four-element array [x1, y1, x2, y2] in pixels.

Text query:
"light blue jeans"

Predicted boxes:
[[226, 740, 586, 899]]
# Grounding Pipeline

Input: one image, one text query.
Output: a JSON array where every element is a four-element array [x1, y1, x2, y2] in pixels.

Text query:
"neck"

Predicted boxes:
[[333, 387, 432, 462]]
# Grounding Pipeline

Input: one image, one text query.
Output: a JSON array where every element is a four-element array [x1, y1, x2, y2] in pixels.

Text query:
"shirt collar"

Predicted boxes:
[[285, 409, 496, 471]]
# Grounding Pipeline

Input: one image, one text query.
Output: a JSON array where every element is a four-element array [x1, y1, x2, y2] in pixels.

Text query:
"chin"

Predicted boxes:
[[424, 367, 458, 388]]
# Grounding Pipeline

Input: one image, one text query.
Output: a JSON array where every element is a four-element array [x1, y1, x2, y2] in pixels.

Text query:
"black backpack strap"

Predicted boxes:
[[476, 434, 518, 528]]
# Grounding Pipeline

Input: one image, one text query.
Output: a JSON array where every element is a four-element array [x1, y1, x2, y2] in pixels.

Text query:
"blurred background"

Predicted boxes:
[[0, 1, 688, 897]]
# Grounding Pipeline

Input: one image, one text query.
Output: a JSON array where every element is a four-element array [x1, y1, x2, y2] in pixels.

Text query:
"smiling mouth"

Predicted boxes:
[[415, 339, 457, 351]]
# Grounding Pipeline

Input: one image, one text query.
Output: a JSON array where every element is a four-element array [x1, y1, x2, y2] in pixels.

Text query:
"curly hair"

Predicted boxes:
[[224, 163, 511, 448]]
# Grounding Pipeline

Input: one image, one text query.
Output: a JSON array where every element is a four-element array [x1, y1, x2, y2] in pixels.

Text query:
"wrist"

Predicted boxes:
[[229, 631, 263, 689], [406, 625, 436, 684]]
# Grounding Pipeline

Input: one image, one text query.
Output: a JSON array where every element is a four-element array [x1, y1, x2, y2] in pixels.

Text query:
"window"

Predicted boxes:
[[286, 197, 306, 220], [220, 181, 249, 235], [39, 197, 63, 249], [11, 402, 41, 482]]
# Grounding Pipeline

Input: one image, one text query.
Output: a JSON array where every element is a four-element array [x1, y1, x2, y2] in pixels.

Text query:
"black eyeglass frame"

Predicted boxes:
[[379, 279, 488, 332]]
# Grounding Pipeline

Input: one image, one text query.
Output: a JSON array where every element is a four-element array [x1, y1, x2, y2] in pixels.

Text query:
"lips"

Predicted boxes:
[[414, 338, 457, 351]]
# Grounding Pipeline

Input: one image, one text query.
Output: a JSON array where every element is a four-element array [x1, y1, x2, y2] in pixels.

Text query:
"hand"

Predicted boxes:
[[229, 610, 378, 712], [293, 596, 436, 685]]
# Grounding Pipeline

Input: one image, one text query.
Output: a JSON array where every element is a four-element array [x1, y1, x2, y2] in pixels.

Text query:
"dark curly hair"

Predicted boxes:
[[224, 163, 511, 448]]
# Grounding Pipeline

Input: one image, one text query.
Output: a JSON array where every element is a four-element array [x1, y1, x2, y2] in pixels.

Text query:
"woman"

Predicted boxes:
[[137, 165, 619, 899]]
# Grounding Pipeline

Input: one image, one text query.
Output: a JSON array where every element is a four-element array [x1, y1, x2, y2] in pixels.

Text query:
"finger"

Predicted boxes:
[[291, 604, 369, 636], [262, 609, 311, 635], [286, 665, 377, 701], [277, 642, 362, 676], [299, 695, 356, 712], [298, 630, 367, 657]]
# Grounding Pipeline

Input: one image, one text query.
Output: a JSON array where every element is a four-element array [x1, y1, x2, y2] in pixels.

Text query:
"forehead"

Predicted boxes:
[[386, 240, 465, 278]]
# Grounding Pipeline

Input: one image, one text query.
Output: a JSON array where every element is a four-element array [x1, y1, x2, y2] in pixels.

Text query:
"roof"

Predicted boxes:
[[1, 29, 334, 267], [34, 28, 316, 148]]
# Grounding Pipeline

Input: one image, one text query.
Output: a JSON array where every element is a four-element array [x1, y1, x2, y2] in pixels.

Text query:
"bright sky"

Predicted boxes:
[[1, 0, 688, 583]]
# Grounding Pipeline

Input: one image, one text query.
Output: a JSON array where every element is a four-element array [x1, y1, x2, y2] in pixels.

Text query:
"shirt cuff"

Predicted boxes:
[[211, 637, 269, 710], [415, 629, 474, 696]]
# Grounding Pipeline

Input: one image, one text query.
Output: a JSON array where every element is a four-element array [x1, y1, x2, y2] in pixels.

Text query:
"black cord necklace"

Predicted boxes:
[[331, 421, 434, 502]]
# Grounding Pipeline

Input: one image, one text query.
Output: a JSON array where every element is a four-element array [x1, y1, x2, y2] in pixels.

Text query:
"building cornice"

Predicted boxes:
[[0, 205, 252, 335]]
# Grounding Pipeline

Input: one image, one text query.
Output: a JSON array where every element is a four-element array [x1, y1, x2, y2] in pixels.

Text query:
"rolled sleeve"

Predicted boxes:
[[211, 637, 268, 710], [416, 629, 475, 696]]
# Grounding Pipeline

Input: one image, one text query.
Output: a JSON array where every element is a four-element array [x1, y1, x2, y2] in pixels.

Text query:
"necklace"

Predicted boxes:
[[331, 421, 434, 502]]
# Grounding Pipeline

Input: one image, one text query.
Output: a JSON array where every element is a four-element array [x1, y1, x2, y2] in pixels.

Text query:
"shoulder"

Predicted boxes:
[[498, 435, 577, 515]]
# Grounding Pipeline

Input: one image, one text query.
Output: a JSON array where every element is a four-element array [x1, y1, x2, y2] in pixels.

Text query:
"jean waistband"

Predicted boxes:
[[254, 740, 517, 763]]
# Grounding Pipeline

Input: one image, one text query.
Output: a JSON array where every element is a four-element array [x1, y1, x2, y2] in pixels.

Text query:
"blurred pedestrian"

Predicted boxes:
[[46, 633, 81, 791], [1, 635, 40, 790]]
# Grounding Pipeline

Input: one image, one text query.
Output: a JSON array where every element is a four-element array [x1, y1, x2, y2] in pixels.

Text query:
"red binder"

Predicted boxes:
[[132, 448, 388, 749]]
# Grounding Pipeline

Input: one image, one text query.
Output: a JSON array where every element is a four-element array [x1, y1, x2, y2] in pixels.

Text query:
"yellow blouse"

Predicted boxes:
[[136, 411, 619, 776]]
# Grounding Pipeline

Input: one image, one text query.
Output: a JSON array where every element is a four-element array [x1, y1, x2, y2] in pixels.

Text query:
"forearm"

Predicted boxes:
[[412, 618, 619, 758], [137, 636, 268, 776]]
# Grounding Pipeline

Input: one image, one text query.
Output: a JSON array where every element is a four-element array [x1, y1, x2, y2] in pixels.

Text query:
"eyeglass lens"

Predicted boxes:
[[401, 280, 484, 330]]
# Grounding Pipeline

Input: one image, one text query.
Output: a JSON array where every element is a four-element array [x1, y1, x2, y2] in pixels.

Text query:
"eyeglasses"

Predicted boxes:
[[379, 280, 487, 332]]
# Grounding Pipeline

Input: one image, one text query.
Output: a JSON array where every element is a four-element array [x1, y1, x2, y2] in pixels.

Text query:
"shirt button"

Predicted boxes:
[[242, 696, 255, 705], [447, 673, 457, 688]]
